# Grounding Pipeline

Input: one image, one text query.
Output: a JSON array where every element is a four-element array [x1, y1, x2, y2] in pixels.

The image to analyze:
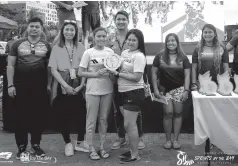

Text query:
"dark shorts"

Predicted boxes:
[[119, 88, 145, 112], [82, 12, 100, 34]]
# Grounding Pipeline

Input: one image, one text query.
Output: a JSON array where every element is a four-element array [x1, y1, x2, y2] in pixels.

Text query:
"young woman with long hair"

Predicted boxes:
[[48, 20, 86, 157], [191, 24, 229, 90], [108, 29, 146, 163], [151, 33, 191, 149]]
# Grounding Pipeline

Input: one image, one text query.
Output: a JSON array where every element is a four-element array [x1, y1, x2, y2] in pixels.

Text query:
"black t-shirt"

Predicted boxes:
[[229, 34, 238, 63], [192, 45, 229, 82], [152, 52, 191, 93], [10, 38, 51, 87], [82, 1, 99, 14], [55, 1, 74, 12]]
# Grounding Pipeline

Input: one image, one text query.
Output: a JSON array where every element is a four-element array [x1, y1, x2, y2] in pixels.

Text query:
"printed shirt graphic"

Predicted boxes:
[[79, 47, 114, 95], [192, 46, 229, 82], [10, 38, 51, 87], [153, 52, 191, 93], [118, 49, 146, 92]]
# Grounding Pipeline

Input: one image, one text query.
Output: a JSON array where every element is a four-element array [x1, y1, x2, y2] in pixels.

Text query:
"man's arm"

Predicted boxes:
[[99, 1, 108, 19], [226, 42, 234, 52], [51, 1, 73, 11], [226, 35, 238, 52], [7, 56, 16, 87]]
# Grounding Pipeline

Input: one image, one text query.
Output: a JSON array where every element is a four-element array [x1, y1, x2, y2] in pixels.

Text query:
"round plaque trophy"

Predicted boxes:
[[104, 54, 121, 70]]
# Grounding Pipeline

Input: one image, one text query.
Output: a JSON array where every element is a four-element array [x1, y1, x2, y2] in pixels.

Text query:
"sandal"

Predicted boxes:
[[99, 149, 110, 159], [89, 151, 100, 160], [163, 141, 172, 149], [173, 141, 181, 149]]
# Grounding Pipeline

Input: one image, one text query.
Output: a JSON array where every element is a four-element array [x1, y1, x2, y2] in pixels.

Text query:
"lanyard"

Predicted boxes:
[[65, 44, 74, 67], [116, 38, 126, 53]]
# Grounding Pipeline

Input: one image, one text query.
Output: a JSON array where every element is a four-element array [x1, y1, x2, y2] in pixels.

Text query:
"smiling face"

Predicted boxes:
[[127, 34, 139, 51], [94, 30, 107, 47], [27, 22, 42, 37], [115, 14, 129, 31], [202, 27, 216, 43], [166, 35, 178, 51], [63, 24, 76, 41]]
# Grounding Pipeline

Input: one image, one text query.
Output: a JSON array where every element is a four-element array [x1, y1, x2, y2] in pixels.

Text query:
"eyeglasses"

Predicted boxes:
[[64, 20, 77, 24], [30, 44, 35, 54]]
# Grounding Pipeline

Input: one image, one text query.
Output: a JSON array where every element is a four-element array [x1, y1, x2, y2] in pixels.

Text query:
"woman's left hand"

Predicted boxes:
[[74, 85, 84, 94], [181, 91, 189, 102], [107, 68, 118, 75]]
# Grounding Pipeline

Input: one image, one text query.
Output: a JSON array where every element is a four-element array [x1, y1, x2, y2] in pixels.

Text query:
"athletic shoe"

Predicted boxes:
[[65, 143, 74, 157], [111, 138, 127, 150], [31, 144, 46, 157], [119, 155, 141, 164], [74, 141, 90, 153], [16, 145, 26, 160], [138, 140, 145, 150]]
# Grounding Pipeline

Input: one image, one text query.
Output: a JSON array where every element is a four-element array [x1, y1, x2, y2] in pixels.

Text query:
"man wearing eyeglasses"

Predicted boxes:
[[7, 17, 51, 159]]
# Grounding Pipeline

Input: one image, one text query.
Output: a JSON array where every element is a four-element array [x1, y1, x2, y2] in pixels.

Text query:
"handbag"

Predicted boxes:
[[144, 74, 152, 100], [143, 59, 153, 100]]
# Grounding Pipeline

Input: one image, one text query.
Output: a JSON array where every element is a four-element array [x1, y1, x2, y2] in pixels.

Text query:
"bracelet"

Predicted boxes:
[[191, 83, 197, 86], [8, 85, 14, 88]]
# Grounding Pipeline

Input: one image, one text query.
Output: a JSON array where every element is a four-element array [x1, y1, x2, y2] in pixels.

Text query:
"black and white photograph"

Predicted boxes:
[[0, 0, 238, 165]]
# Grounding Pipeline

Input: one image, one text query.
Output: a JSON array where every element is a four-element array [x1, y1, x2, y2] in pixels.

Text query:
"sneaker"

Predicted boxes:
[[119, 151, 131, 159], [65, 143, 74, 157], [138, 140, 145, 150], [119, 155, 141, 164], [16, 145, 26, 160], [75, 141, 90, 153], [111, 138, 126, 150], [172, 141, 181, 149], [163, 141, 172, 149], [31, 144, 46, 157]]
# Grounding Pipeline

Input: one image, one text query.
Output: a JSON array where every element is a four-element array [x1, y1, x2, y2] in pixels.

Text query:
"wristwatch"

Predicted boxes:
[[115, 72, 120, 78]]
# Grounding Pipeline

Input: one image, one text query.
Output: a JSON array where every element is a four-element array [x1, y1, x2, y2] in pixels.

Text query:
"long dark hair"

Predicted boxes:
[[162, 33, 186, 65], [58, 21, 79, 48], [125, 29, 146, 56], [197, 24, 224, 73]]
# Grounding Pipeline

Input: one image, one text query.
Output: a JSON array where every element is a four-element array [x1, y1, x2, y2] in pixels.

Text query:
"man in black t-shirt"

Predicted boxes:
[[226, 30, 238, 74], [7, 17, 51, 159], [82, 1, 108, 49]]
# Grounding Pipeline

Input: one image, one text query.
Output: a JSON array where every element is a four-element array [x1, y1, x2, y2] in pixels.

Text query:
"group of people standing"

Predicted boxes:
[[6, 7, 235, 164]]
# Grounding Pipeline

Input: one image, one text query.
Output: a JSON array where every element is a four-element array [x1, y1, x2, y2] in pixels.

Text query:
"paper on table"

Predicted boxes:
[[72, 1, 88, 8], [151, 93, 168, 105]]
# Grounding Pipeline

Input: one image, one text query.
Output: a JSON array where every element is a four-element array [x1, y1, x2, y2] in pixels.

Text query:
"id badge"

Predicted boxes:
[[70, 69, 76, 79]]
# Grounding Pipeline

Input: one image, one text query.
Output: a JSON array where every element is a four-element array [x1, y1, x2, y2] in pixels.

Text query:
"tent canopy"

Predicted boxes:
[[0, 15, 18, 30]]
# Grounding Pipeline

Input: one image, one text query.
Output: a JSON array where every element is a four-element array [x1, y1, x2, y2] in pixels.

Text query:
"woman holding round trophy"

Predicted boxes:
[[107, 29, 146, 164], [191, 24, 230, 94], [151, 33, 191, 150], [78, 27, 115, 160]]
